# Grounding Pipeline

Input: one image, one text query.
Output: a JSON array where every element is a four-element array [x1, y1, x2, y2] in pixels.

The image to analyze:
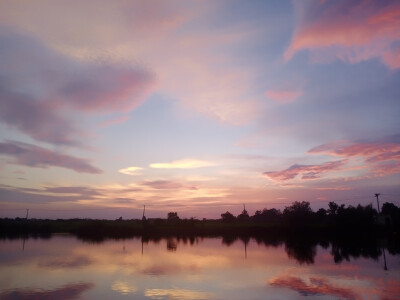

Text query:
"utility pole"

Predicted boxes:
[[25, 209, 29, 220], [375, 193, 381, 213]]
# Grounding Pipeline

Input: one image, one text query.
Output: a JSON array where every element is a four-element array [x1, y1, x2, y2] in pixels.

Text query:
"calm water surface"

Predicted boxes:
[[0, 235, 399, 299]]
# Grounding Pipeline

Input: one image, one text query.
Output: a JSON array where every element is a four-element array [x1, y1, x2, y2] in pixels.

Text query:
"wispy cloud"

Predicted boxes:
[[265, 89, 302, 103], [45, 186, 102, 197], [150, 159, 215, 169], [0, 141, 102, 174], [372, 162, 400, 177], [99, 115, 130, 128], [309, 140, 400, 162], [286, 0, 400, 69], [266, 137, 400, 183], [309, 138, 400, 177], [141, 180, 197, 190], [264, 160, 347, 182], [118, 166, 143, 176]]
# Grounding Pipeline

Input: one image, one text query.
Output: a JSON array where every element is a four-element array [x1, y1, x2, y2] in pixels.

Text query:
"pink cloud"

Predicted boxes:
[[308, 138, 400, 177], [265, 90, 302, 103], [124, 1, 189, 34], [270, 276, 360, 299], [309, 141, 400, 163], [0, 141, 102, 174], [1, 3, 262, 126], [99, 115, 130, 128], [264, 160, 347, 182], [286, 1, 400, 69], [372, 162, 400, 177]]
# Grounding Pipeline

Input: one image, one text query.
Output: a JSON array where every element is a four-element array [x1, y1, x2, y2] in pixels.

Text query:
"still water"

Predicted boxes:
[[0, 235, 399, 299]]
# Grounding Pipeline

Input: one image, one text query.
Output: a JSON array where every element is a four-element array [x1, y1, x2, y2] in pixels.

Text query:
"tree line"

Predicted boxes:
[[218, 201, 399, 230], [1, 201, 399, 240]]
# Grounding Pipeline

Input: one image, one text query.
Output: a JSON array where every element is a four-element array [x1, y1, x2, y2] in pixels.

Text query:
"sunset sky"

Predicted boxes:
[[1, 0, 399, 219]]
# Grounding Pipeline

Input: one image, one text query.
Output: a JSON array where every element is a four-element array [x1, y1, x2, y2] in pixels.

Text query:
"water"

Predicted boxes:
[[0, 235, 399, 299]]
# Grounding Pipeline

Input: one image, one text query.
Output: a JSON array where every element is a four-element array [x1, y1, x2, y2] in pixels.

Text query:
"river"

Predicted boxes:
[[0, 235, 399, 299]]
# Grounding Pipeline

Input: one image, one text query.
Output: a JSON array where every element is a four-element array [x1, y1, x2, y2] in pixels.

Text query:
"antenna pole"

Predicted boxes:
[[375, 193, 381, 213], [142, 205, 146, 220]]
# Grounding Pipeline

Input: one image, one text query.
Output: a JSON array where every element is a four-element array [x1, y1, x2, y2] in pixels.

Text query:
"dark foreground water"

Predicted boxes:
[[0, 235, 399, 299]]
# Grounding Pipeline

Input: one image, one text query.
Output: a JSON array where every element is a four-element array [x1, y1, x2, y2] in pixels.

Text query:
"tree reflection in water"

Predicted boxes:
[[73, 233, 398, 266]]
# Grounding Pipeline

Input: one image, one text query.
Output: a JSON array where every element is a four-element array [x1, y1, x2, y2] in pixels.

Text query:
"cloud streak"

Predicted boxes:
[[286, 0, 400, 69], [0, 141, 102, 174], [264, 160, 347, 182], [150, 159, 215, 169], [141, 180, 197, 190], [118, 166, 143, 175], [309, 138, 400, 177], [309, 141, 400, 162], [265, 90, 302, 103]]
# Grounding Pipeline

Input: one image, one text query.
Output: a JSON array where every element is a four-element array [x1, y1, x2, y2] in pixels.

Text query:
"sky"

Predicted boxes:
[[0, 0, 399, 219]]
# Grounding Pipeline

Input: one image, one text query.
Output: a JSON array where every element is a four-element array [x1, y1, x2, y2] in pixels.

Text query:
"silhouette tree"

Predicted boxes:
[[221, 211, 236, 223], [316, 208, 327, 219], [327, 202, 338, 216], [283, 201, 313, 227], [167, 212, 180, 222], [381, 202, 400, 229], [252, 208, 282, 223]]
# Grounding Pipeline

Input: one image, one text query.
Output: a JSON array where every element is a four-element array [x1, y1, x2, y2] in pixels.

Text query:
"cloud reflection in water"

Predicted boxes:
[[145, 288, 214, 300], [0, 282, 94, 300]]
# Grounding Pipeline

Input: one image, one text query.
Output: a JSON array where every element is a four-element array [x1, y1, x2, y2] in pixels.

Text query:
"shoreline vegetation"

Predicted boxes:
[[1, 201, 399, 241]]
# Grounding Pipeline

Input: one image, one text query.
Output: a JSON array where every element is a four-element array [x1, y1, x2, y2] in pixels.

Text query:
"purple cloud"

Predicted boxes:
[[0, 88, 80, 146], [0, 26, 155, 146], [0, 141, 102, 174], [114, 198, 135, 204], [45, 186, 103, 197], [57, 66, 154, 113], [141, 180, 198, 190]]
